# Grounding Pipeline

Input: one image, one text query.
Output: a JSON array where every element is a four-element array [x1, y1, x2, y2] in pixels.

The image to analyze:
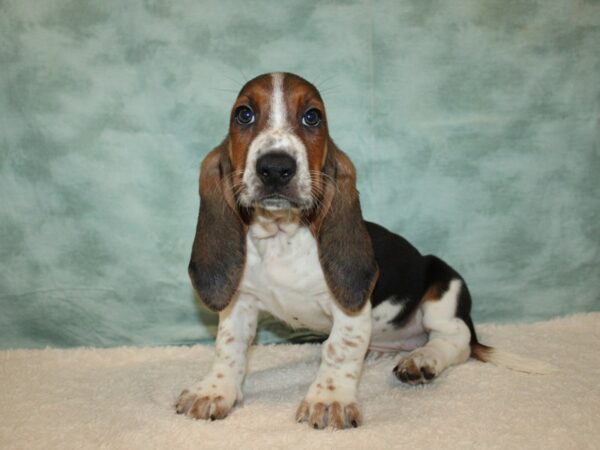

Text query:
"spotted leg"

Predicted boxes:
[[296, 301, 372, 429], [176, 294, 258, 420], [394, 279, 471, 384]]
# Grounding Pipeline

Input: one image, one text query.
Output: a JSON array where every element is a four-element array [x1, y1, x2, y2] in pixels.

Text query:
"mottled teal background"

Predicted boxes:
[[1, 0, 598, 349]]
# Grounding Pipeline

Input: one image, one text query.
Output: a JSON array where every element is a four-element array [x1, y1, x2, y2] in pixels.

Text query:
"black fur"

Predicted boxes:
[[365, 221, 479, 344]]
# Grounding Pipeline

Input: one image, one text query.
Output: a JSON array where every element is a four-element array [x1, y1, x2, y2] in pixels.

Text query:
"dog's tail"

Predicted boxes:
[[471, 343, 557, 374]]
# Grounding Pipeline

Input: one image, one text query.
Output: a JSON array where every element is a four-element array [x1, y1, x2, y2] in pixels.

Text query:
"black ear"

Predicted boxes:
[[315, 142, 379, 312], [188, 140, 246, 312]]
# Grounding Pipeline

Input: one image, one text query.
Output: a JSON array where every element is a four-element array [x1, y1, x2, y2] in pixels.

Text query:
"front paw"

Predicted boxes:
[[175, 377, 237, 420], [296, 399, 362, 430]]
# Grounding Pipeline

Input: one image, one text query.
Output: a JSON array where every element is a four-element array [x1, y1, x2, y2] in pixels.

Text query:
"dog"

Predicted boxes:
[[175, 72, 547, 429]]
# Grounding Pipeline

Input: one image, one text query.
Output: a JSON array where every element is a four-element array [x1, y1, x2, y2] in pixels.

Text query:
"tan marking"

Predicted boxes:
[[329, 402, 344, 429], [422, 283, 444, 302], [225, 336, 235, 344], [281, 73, 328, 174], [189, 396, 207, 416], [345, 372, 357, 379], [216, 373, 224, 378], [471, 343, 494, 362], [309, 402, 328, 429], [228, 75, 273, 181]]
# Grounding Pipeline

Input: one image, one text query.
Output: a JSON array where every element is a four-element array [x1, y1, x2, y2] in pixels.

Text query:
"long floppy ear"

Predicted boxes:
[[188, 139, 246, 312], [313, 141, 379, 312]]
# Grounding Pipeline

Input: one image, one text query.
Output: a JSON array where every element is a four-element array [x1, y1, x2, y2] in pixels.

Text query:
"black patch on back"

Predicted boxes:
[[365, 221, 478, 343]]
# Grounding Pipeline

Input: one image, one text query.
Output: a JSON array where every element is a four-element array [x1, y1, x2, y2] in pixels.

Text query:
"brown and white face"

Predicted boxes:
[[228, 73, 329, 212], [190, 72, 378, 313]]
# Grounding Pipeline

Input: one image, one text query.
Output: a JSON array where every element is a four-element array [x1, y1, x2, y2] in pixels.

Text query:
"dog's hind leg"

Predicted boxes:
[[393, 256, 474, 384]]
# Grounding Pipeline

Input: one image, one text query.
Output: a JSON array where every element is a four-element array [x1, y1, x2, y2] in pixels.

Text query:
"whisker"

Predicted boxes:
[[209, 87, 240, 94], [315, 74, 338, 90], [222, 74, 245, 88]]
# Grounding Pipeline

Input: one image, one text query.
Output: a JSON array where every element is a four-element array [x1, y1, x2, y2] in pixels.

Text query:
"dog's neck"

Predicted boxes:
[[249, 207, 303, 239]]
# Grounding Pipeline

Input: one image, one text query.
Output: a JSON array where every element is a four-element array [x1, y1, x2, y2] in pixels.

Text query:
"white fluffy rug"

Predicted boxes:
[[1, 313, 599, 449]]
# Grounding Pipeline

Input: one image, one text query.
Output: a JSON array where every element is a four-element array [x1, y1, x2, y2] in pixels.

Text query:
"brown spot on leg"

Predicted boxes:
[[343, 338, 358, 347], [225, 336, 235, 344], [327, 343, 337, 358], [216, 373, 224, 378], [327, 384, 336, 391]]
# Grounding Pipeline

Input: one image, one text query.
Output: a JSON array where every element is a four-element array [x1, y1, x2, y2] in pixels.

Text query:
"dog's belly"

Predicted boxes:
[[240, 223, 427, 349], [370, 301, 427, 352]]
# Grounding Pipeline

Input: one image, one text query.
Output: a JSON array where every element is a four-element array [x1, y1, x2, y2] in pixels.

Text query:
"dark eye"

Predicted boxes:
[[302, 108, 322, 127], [234, 106, 255, 125]]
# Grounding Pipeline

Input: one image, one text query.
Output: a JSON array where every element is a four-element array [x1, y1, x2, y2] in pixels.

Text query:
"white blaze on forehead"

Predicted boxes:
[[269, 73, 287, 129]]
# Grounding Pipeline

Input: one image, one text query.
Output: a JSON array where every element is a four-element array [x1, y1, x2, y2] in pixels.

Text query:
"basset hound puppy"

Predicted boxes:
[[175, 72, 519, 429]]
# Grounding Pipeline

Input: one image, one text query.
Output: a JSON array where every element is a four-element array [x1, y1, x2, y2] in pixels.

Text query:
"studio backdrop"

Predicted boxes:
[[1, 0, 598, 348]]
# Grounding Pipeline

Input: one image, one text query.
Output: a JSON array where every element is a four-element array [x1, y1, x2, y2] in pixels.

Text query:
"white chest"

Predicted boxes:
[[239, 221, 334, 333]]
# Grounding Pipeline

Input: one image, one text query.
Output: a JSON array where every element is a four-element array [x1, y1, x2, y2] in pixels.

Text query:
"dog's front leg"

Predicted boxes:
[[296, 301, 372, 429], [176, 294, 258, 420]]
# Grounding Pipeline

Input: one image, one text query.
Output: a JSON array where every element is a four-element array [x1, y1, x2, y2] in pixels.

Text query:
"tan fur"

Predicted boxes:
[[421, 283, 444, 302]]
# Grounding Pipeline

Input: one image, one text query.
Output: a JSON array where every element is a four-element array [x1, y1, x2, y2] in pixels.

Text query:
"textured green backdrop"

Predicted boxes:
[[1, 0, 599, 349]]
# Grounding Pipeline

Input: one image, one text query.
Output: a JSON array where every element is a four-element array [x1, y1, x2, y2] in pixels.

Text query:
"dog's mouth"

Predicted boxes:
[[258, 194, 299, 211]]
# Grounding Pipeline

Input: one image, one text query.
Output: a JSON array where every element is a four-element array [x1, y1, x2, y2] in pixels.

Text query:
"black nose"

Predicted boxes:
[[256, 152, 297, 188]]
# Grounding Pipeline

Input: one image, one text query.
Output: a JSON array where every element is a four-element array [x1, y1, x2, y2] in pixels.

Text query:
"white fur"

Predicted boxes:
[[269, 72, 286, 128], [240, 218, 436, 355], [303, 301, 372, 409], [241, 218, 372, 422], [242, 219, 333, 333], [370, 303, 428, 353], [177, 293, 258, 417], [396, 279, 471, 378]]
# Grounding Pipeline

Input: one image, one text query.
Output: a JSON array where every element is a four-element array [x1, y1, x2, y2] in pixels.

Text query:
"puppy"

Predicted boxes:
[[175, 72, 537, 429]]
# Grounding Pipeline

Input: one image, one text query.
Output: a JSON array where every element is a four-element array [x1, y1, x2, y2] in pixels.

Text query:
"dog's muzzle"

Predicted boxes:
[[254, 152, 299, 210]]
